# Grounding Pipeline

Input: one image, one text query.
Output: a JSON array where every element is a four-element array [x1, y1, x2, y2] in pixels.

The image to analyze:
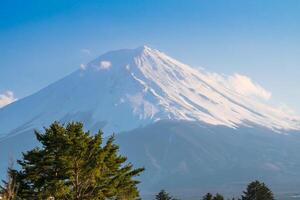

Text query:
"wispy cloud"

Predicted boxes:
[[80, 63, 87, 70], [227, 73, 272, 101], [98, 61, 112, 70], [0, 91, 17, 108], [278, 103, 296, 115], [206, 71, 272, 101], [80, 48, 91, 55]]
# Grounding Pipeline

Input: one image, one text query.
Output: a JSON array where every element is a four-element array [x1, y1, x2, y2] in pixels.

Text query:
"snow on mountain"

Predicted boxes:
[[0, 45, 299, 138]]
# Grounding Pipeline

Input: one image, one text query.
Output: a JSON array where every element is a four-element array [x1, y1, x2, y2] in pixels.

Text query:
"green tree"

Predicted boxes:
[[241, 180, 274, 200], [0, 162, 19, 200], [202, 193, 213, 200], [213, 193, 224, 200], [202, 193, 224, 200], [15, 121, 144, 200], [155, 190, 173, 200]]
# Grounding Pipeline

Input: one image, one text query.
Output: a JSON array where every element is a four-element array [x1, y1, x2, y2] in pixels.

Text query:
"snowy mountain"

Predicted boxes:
[[0, 45, 299, 138], [1, 46, 300, 197]]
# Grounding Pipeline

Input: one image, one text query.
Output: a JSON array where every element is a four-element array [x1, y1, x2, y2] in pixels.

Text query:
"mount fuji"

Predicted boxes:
[[1, 46, 300, 198], [0, 46, 299, 137]]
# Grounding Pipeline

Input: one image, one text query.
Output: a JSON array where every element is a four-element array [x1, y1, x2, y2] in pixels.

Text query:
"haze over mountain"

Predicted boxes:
[[1, 46, 300, 198]]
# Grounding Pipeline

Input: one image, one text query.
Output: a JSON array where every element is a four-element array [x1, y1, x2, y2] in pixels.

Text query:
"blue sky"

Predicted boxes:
[[1, 0, 300, 112]]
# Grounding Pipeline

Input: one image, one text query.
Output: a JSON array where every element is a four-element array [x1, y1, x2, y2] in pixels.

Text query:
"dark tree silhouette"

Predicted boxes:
[[241, 180, 274, 200]]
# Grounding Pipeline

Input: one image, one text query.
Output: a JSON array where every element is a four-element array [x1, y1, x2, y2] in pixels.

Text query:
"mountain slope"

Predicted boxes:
[[1, 46, 300, 198], [1, 120, 300, 198], [0, 46, 299, 138], [115, 120, 300, 198]]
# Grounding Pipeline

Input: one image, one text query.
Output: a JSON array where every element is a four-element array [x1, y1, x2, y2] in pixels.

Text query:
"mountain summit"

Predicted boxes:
[[0, 46, 299, 137], [1, 46, 300, 196]]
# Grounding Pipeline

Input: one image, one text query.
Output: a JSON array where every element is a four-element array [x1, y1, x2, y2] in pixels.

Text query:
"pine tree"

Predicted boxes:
[[155, 190, 173, 200], [202, 193, 213, 200], [15, 121, 144, 200], [213, 193, 224, 200], [241, 180, 274, 200], [0, 163, 19, 200], [202, 193, 224, 200]]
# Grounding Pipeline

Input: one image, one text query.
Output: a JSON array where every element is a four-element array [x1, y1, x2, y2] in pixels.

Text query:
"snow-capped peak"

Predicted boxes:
[[0, 46, 299, 137], [79, 45, 300, 131]]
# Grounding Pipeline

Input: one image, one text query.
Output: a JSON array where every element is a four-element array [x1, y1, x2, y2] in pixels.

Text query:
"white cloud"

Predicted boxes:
[[0, 91, 17, 108], [227, 73, 272, 101], [98, 61, 112, 70], [80, 63, 87, 70], [206, 71, 272, 101], [80, 48, 91, 55], [278, 103, 296, 115]]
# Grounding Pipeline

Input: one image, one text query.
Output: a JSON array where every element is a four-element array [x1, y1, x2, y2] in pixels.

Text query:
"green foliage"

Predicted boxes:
[[0, 165, 19, 200], [1, 121, 277, 200], [201, 181, 274, 200], [213, 193, 224, 200], [155, 190, 173, 200], [202, 193, 213, 200], [202, 193, 224, 200], [14, 121, 144, 200], [241, 180, 274, 200]]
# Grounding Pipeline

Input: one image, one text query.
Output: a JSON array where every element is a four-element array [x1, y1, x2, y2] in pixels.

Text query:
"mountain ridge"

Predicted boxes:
[[1, 46, 300, 197], [0, 45, 299, 138]]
